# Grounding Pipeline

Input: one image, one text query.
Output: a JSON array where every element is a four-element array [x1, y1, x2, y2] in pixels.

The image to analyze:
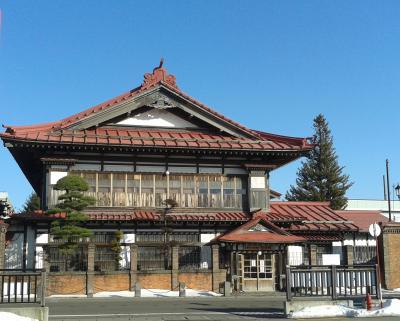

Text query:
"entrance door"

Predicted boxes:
[[241, 253, 274, 292]]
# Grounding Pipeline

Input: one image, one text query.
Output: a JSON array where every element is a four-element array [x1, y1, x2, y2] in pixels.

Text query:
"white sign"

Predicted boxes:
[[251, 177, 265, 189], [369, 223, 381, 238], [322, 254, 340, 266]]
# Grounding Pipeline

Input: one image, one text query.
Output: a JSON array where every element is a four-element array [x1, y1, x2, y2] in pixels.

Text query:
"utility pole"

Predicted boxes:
[[386, 159, 392, 222]]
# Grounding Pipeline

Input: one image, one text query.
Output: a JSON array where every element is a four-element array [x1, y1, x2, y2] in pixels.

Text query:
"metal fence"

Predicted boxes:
[[286, 265, 380, 301], [0, 270, 45, 306]]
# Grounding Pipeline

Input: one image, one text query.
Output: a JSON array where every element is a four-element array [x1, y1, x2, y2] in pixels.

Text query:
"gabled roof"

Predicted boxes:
[[217, 214, 304, 244], [1, 61, 313, 153]]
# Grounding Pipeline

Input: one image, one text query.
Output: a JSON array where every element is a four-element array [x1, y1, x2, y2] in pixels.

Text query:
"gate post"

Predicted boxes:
[[212, 245, 220, 292], [331, 265, 337, 300], [40, 270, 47, 307], [286, 265, 292, 301], [129, 244, 138, 291], [86, 243, 95, 297]]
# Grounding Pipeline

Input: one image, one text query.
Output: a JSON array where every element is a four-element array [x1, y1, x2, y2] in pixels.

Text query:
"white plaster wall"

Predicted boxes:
[[200, 233, 218, 244], [123, 233, 135, 243], [36, 233, 49, 244], [117, 109, 198, 128], [50, 171, 68, 185], [287, 245, 303, 266]]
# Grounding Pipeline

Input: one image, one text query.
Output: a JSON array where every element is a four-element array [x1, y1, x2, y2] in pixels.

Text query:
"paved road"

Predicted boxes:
[[44, 296, 400, 321]]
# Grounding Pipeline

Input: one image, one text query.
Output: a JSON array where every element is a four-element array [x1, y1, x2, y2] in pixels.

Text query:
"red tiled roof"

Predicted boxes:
[[11, 209, 249, 222], [217, 216, 304, 244], [295, 233, 344, 241], [1, 63, 313, 153], [336, 210, 388, 232], [0, 128, 308, 151], [269, 202, 359, 231]]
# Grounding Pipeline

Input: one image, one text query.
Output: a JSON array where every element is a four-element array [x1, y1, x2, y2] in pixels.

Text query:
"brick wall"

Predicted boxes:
[[137, 272, 171, 290], [93, 273, 130, 293], [47, 273, 86, 295], [45, 270, 227, 296], [381, 224, 400, 289], [179, 272, 212, 291]]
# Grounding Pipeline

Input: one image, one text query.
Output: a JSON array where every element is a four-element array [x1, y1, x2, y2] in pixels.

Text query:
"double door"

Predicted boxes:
[[239, 253, 275, 292]]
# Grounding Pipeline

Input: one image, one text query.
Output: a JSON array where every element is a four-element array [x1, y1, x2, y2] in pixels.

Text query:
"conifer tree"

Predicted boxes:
[[285, 114, 353, 210], [47, 175, 95, 253], [22, 192, 41, 212]]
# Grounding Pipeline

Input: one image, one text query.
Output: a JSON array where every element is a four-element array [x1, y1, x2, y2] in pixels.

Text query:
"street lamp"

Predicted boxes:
[[395, 184, 400, 200]]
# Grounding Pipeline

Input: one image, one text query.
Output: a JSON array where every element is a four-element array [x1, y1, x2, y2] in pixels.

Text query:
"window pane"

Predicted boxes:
[[223, 176, 235, 208], [127, 174, 140, 206], [141, 175, 154, 207], [155, 175, 167, 207], [197, 176, 208, 207], [169, 175, 182, 206], [209, 176, 221, 208], [182, 176, 196, 207], [113, 173, 126, 206], [98, 173, 111, 206]]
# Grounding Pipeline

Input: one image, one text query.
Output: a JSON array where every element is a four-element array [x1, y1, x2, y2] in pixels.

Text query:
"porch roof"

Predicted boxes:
[[217, 216, 305, 244]]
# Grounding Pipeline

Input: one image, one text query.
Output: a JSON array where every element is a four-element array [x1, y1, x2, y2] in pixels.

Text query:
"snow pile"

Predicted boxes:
[[288, 304, 357, 318], [0, 312, 38, 321], [289, 299, 400, 318], [357, 299, 400, 317]]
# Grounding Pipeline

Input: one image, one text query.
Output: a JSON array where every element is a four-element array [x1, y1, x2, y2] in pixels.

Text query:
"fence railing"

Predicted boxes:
[[0, 270, 46, 306], [286, 265, 380, 301]]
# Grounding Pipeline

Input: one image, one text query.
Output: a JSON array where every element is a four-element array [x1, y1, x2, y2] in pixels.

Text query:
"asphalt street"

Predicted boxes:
[[43, 296, 400, 321]]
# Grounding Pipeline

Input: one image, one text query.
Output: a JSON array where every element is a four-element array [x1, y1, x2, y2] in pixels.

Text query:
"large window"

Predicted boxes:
[[50, 172, 246, 209]]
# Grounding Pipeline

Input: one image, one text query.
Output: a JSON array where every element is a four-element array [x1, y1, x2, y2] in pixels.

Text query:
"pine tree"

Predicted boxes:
[[22, 192, 41, 212], [47, 175, 95, 253], [285, 114, 353, 210]]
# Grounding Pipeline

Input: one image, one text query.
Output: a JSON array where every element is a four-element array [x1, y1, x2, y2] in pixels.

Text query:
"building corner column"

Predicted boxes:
[[171, 246, 179, 290], [0, 220, 9, 269], [87, 243, 95, 297], [129, 244, 138, 291]]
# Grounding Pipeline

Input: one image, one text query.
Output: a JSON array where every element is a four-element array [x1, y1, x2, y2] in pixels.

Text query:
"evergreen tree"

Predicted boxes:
[[285, 114, 353, 210], [47, 175, 95, 253], [22, 192, 41, 212]]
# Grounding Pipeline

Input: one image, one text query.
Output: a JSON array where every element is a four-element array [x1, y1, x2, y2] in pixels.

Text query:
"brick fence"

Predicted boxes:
[[45, 269, 225, 296], [43, 243, 227, 297]]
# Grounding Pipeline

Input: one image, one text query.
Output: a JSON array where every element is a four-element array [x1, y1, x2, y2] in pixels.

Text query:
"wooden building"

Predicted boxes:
[[0, 62, 383, 294]]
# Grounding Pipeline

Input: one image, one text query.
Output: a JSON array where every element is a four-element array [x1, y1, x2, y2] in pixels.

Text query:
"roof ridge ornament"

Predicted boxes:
[[141, 58, 178, 90]]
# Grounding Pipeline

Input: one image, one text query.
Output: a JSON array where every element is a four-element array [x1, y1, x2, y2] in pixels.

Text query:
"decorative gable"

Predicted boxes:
[[115, 108, 199, 129], [248, 223, 272, 232]]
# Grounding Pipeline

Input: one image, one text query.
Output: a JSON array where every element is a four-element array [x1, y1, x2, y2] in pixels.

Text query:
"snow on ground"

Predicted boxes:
[[49, 289, 222, 298], [0, 312, 38, 321], [289, 299, 400, 318]]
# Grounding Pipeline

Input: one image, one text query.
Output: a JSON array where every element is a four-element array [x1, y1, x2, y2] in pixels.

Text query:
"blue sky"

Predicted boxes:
[[1, 1, 400, 210]]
